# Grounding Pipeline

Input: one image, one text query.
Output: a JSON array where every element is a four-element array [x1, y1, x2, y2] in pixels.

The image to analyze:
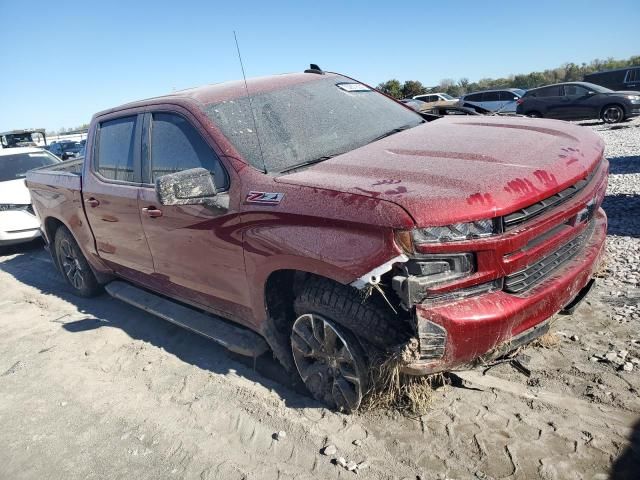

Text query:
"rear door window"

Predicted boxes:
[[96, 116, 137, 182], [563, 84, 589, 96], [149, 113, 228, 190], [532, 86, 562, 97], [482, 92, 500, 102], [499, 91, 519, 101]]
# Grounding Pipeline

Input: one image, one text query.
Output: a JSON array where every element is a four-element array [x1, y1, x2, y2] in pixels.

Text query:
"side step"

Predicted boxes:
[[105, 281, 269, 358]]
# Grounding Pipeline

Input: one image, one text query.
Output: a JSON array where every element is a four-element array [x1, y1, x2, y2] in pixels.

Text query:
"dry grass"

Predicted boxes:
[[593, 253, 610, 278], [532, 332, 560, 349], [361, 346, 446, 416]]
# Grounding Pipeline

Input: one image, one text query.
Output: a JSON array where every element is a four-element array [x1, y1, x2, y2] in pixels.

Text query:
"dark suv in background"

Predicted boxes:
[[584, 66, 640, 92], [516, 81, 640, 123], [45, 141, 83, 160]]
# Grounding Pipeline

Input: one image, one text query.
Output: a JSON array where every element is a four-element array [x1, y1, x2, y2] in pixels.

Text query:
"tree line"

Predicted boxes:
[[376, 55, 640, 99], [46, 123, 90, 136]]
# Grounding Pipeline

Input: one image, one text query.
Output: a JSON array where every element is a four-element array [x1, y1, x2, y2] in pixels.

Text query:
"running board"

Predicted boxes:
[[105, 281, 269, 358]]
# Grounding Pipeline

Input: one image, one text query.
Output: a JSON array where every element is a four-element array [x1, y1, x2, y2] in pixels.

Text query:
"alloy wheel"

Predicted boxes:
[[291, 313, 365, 412], [59, 238, 85, 290], [603, 106, 622, 124]]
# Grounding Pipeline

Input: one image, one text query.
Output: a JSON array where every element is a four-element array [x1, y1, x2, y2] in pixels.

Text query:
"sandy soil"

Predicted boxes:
[[1, 122, 639, 480]]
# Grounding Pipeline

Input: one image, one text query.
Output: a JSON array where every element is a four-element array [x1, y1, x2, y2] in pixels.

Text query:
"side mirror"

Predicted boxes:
[[587, 91, 596, 96], [156, 167, 216, 206]]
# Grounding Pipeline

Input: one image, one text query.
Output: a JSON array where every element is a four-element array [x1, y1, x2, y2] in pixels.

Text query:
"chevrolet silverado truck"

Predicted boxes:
[[26, 67, 608, 412]]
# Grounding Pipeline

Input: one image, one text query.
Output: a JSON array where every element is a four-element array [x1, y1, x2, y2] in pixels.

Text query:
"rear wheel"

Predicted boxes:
[[54, 227, 101, 297], [601, 105, 624, 124]]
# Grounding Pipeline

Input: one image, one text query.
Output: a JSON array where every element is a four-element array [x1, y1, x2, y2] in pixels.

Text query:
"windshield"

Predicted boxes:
[[582, 82, 613, 93], [0, 151, 60, 182], [203, 75, 423, 172]]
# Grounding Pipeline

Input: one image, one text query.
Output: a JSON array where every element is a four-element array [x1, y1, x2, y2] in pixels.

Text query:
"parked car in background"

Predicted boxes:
[[0, 147, 60, 247], [584, 66, 640, 92], [412, 92, 457, 105], [0, 129, 47, 149], [46, 141, 82, 160], [400, 98, 429, 112], [458, 88, 525, 113], [45, 143, 64, 158], [26, 67, 608, 412], [426, 104, 483, 116], [516, 82, 640, 124]]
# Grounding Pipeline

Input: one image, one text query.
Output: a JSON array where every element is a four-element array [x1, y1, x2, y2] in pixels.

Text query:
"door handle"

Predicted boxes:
[[85, 197, 100, 208], [142, 207, 163, 218]]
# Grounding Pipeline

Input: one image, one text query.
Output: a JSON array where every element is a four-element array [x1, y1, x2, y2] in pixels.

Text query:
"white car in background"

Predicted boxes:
[[0, 147, 60, 247], [412, 92, 457, 105]]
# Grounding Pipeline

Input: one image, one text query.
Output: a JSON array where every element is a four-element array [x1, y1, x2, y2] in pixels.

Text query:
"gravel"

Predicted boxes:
[[576, 117, 640, 368]]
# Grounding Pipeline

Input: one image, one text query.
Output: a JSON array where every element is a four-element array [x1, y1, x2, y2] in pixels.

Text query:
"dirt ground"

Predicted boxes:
[[1, 122, 639, 480]]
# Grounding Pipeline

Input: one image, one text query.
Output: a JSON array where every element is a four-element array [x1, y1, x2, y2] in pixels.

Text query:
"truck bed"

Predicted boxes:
[[26, 158, 82, 192]]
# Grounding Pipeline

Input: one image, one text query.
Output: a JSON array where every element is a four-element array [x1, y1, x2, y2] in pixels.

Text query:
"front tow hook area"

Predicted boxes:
[[560, 278, 596, 315]]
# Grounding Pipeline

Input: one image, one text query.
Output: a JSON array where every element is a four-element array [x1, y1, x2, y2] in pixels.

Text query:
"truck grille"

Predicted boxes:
[[503, 167, 598, 230], [504, 222, 594, 294]]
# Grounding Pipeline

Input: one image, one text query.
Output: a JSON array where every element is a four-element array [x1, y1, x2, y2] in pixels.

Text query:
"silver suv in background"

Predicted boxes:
[[458, 88, 525, 113]]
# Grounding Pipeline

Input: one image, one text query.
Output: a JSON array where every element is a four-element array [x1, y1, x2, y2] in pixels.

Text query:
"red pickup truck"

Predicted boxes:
[[26, 68, 608, 412]]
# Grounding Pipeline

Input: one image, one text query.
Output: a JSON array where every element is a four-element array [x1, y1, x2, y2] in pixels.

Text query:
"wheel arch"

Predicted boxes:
[[260, 267, 357, 373], [43, 215, 113, 284]]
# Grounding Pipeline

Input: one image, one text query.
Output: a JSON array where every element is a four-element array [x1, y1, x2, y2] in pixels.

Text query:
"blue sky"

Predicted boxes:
[[1, 0, 638, 132]]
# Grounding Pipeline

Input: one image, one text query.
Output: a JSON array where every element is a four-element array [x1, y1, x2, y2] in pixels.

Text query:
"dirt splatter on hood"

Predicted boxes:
[[277, 116, 605, 226]]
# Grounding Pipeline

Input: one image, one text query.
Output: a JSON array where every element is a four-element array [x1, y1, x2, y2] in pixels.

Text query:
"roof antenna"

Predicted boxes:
[[233, 31, 267, 173]]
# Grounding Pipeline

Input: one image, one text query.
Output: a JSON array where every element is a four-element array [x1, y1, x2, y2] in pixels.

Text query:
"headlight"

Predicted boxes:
[[392, 254, 477, 306], [0, 204, 29, 212], [406, 254, 475, 286], [412, 219, 497, 244], [625, 95, 640, 101]]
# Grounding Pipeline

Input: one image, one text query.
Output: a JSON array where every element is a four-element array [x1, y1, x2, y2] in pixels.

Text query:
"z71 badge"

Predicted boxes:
[[245, 191, 285, 205]]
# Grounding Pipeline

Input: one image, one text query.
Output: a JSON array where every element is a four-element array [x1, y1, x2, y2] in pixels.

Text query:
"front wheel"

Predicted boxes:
[[601, 105, 624, 124], [290, 313, 368, 412], [54, 227, 101, 297]]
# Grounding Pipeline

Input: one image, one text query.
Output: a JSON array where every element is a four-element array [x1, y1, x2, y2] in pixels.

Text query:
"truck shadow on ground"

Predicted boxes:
[[0, 247, 316, 410], [611, 419, 640, 479], [608, 155, 640, 175], [603, 193, 640, 239]]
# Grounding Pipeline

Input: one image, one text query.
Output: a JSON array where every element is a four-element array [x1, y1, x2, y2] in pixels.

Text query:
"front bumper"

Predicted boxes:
[[402, 209, 607, 375], [0, 211, 41, 246]]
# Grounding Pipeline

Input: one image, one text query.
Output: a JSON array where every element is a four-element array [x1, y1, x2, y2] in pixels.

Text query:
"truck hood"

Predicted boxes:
[[276, 116, 604, 226], [0, 179, 30, 205]]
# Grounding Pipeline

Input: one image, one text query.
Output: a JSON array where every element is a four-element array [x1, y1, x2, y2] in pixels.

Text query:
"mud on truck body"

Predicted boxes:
[[26, 67, 608, 412]]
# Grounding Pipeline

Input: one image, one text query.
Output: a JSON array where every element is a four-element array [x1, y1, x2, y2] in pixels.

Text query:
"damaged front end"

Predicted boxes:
[[349, 205, 607, 377]]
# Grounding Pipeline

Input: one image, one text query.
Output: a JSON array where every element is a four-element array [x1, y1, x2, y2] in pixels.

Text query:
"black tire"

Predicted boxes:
[[291, 278, 405, 411], [290, 313, 368, 412], [601, 104, 625, 124], [293, 277, 404, 348], [54, 226, 101, 297], [527, 111, 543, 118]]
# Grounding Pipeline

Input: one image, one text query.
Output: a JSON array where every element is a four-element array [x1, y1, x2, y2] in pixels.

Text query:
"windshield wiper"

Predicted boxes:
[[277, 154, 340, 174], [371, 122, 423, 143]]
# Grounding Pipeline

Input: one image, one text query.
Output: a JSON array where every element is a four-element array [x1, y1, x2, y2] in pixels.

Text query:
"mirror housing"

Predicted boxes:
[[587, 91, 596, 96], [156, 167, 217, 206]]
